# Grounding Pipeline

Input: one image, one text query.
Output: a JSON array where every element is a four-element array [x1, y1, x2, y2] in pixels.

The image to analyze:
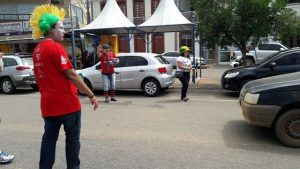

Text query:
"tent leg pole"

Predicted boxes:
[[192, 24, 196, 83], [127, 28, 131, 53], [147, 33, 150, 53]]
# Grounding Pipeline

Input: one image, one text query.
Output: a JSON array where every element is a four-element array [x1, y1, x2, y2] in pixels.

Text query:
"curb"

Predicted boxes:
[[172, 78, 221, 90]]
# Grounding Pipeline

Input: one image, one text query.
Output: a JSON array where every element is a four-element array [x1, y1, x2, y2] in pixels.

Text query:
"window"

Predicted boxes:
[[155, 55, 169, 64], [275, 53, 300, 66], [133, 0, 145, 24], [180, 32, 193, 49], [164, 52, 179, 57], [71, 5, 83, 24], [114, 56, 126, 68], [151, 0, 160, 14], [288, 0, 300, 3], [258, 44, 282, 51], [124, 56, 148, 67], [21, 58, 33, 66], [3, 58, 18, 67], [117, 0, 127, 16]]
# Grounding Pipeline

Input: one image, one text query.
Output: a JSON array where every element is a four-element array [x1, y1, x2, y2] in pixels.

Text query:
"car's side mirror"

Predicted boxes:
[[269, 62, 277, 70], [279, 48, 285, 51]]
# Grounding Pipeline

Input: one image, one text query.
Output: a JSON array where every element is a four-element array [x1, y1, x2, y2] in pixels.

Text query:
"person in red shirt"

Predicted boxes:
[[30, 4, 99, 169], [99, 44, 119, 103]]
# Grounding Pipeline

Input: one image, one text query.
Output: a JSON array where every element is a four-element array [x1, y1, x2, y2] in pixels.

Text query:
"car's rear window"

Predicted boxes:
[[155, 55, 169, 64], [21, 58, 33, 66]]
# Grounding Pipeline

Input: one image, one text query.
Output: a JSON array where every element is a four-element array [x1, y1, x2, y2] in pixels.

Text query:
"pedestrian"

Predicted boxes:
[[176, 46, 192, 102], [0, 52, 4, 72], [0, 119, 15, 164], [29, 4, 99, 169], [99, 43, 119, 103]]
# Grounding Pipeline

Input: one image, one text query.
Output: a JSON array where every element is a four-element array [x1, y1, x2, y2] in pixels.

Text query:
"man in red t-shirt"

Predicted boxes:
[[30, 4, 99, 169], [99, 44, 119, 103]]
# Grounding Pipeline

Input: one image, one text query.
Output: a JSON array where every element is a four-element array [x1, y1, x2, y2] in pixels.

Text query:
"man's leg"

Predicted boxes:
[[63, 111, 81, 169], [102, 74, 110, 102], [40, 117, 61, 169], [109, 74, 116, 101]]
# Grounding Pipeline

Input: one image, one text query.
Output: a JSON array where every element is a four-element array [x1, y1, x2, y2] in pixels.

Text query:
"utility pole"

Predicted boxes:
[[86, 0, 91, 23], [69, 0, 77, 69]]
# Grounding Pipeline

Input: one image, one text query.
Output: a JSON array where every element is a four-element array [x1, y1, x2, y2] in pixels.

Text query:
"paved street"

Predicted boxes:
[[1, 65, 300, 169]]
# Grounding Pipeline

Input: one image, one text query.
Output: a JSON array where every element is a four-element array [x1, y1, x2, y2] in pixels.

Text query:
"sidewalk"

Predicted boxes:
[[172, 64, 230, 90]]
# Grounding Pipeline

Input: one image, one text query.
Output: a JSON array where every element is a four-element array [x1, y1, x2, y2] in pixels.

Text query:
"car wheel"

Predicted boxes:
[[245, 57, 255, 66], [142, 79, 161, 97], [275, 109, 300, 148], [1, 78, 16, 94], [31, 84, 38, 91], [78, 78, 92, 96], [239, 79, 252, 91]]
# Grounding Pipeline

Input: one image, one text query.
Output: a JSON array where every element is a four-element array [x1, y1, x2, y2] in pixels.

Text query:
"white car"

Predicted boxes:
[[0, 53, 36, 94], [76, 52, 175, 96], [162, 51, 206, 68], [231, 42, 288, 67]]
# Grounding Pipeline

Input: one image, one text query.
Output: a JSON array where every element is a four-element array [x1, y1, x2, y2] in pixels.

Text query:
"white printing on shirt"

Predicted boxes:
[[176, 56, 191, 72]]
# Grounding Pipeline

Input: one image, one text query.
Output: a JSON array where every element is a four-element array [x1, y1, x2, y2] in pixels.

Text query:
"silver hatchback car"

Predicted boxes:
[[0, 53, 36, 94], [76, 52, 175, 96]]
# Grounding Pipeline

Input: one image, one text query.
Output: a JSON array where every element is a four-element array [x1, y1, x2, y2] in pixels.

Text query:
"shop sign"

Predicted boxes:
[[0, 22, 23, 34], [64, 17, 77, 29]]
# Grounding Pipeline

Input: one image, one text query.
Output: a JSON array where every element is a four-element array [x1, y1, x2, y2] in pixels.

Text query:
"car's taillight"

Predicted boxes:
[[16, 66, 31, 71], [158, 67, 167, 74]]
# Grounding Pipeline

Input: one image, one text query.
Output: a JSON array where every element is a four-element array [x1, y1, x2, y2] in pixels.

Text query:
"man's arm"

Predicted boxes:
[[64, 68, 99, 110]]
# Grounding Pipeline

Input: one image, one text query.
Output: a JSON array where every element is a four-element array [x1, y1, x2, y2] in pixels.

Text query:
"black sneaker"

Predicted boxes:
[[181, 98, 188, 102], [111, 98, 117, 101]]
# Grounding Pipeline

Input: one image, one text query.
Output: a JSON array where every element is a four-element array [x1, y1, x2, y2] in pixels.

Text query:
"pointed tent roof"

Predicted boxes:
[[77, 0, 135, 34], [137, 0, 193, 33]]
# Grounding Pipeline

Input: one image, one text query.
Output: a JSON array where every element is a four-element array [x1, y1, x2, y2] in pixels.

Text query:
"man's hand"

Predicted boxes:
[[89, 96, 99, 110]]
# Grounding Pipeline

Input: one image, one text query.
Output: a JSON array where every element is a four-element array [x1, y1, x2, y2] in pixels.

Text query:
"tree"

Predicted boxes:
[[191, 0, 300, 64]]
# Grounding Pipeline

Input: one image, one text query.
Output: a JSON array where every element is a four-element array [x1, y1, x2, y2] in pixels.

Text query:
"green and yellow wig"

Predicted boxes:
[[29, 4, 65, 40]]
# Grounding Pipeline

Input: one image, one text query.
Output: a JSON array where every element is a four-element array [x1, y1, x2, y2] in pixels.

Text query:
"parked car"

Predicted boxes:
[[221, 48, 300, 92], [76, 52, 175, 96], [162, 51, 206, 69], [0, 53, 36, 94], [231, 42, 288, 67], [239, 72, 300, 147]]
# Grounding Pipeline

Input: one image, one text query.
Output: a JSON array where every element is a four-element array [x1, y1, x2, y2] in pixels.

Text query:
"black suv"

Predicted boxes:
[[221, 48, 300, 91], [239, 72, 300, 147]]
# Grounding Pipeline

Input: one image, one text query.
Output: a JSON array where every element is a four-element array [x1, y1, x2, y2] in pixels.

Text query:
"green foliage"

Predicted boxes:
[[191, 0, 300, 56]]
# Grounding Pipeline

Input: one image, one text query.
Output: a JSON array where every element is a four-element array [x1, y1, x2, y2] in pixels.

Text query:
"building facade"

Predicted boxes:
[[0, 0, 300, 64], [0, 0, 87, 54]]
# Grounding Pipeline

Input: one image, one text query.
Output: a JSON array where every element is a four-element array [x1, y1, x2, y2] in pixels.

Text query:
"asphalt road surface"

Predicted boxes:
[[1, 87, 300, 169]]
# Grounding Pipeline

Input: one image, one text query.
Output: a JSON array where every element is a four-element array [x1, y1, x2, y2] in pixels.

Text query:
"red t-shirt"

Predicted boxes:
[[33, 39, 81, 117], [100, 52, 116, 75]]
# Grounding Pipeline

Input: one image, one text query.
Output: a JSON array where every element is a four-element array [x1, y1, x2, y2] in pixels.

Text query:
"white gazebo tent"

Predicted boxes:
[[137, 0, 193, 33], [77, 0, 136, 51], [136, 0, 195, 53], [136, 0, 198, 81]]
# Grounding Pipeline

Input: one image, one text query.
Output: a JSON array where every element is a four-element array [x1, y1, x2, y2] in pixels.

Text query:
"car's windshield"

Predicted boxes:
[[256, 51, 281, 65], [155, 55, 169, 64]]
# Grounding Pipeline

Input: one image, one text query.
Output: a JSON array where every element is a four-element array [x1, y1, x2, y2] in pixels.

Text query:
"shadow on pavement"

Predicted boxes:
[[222, 120, 300, 154], [0, 88, 38, 95]]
